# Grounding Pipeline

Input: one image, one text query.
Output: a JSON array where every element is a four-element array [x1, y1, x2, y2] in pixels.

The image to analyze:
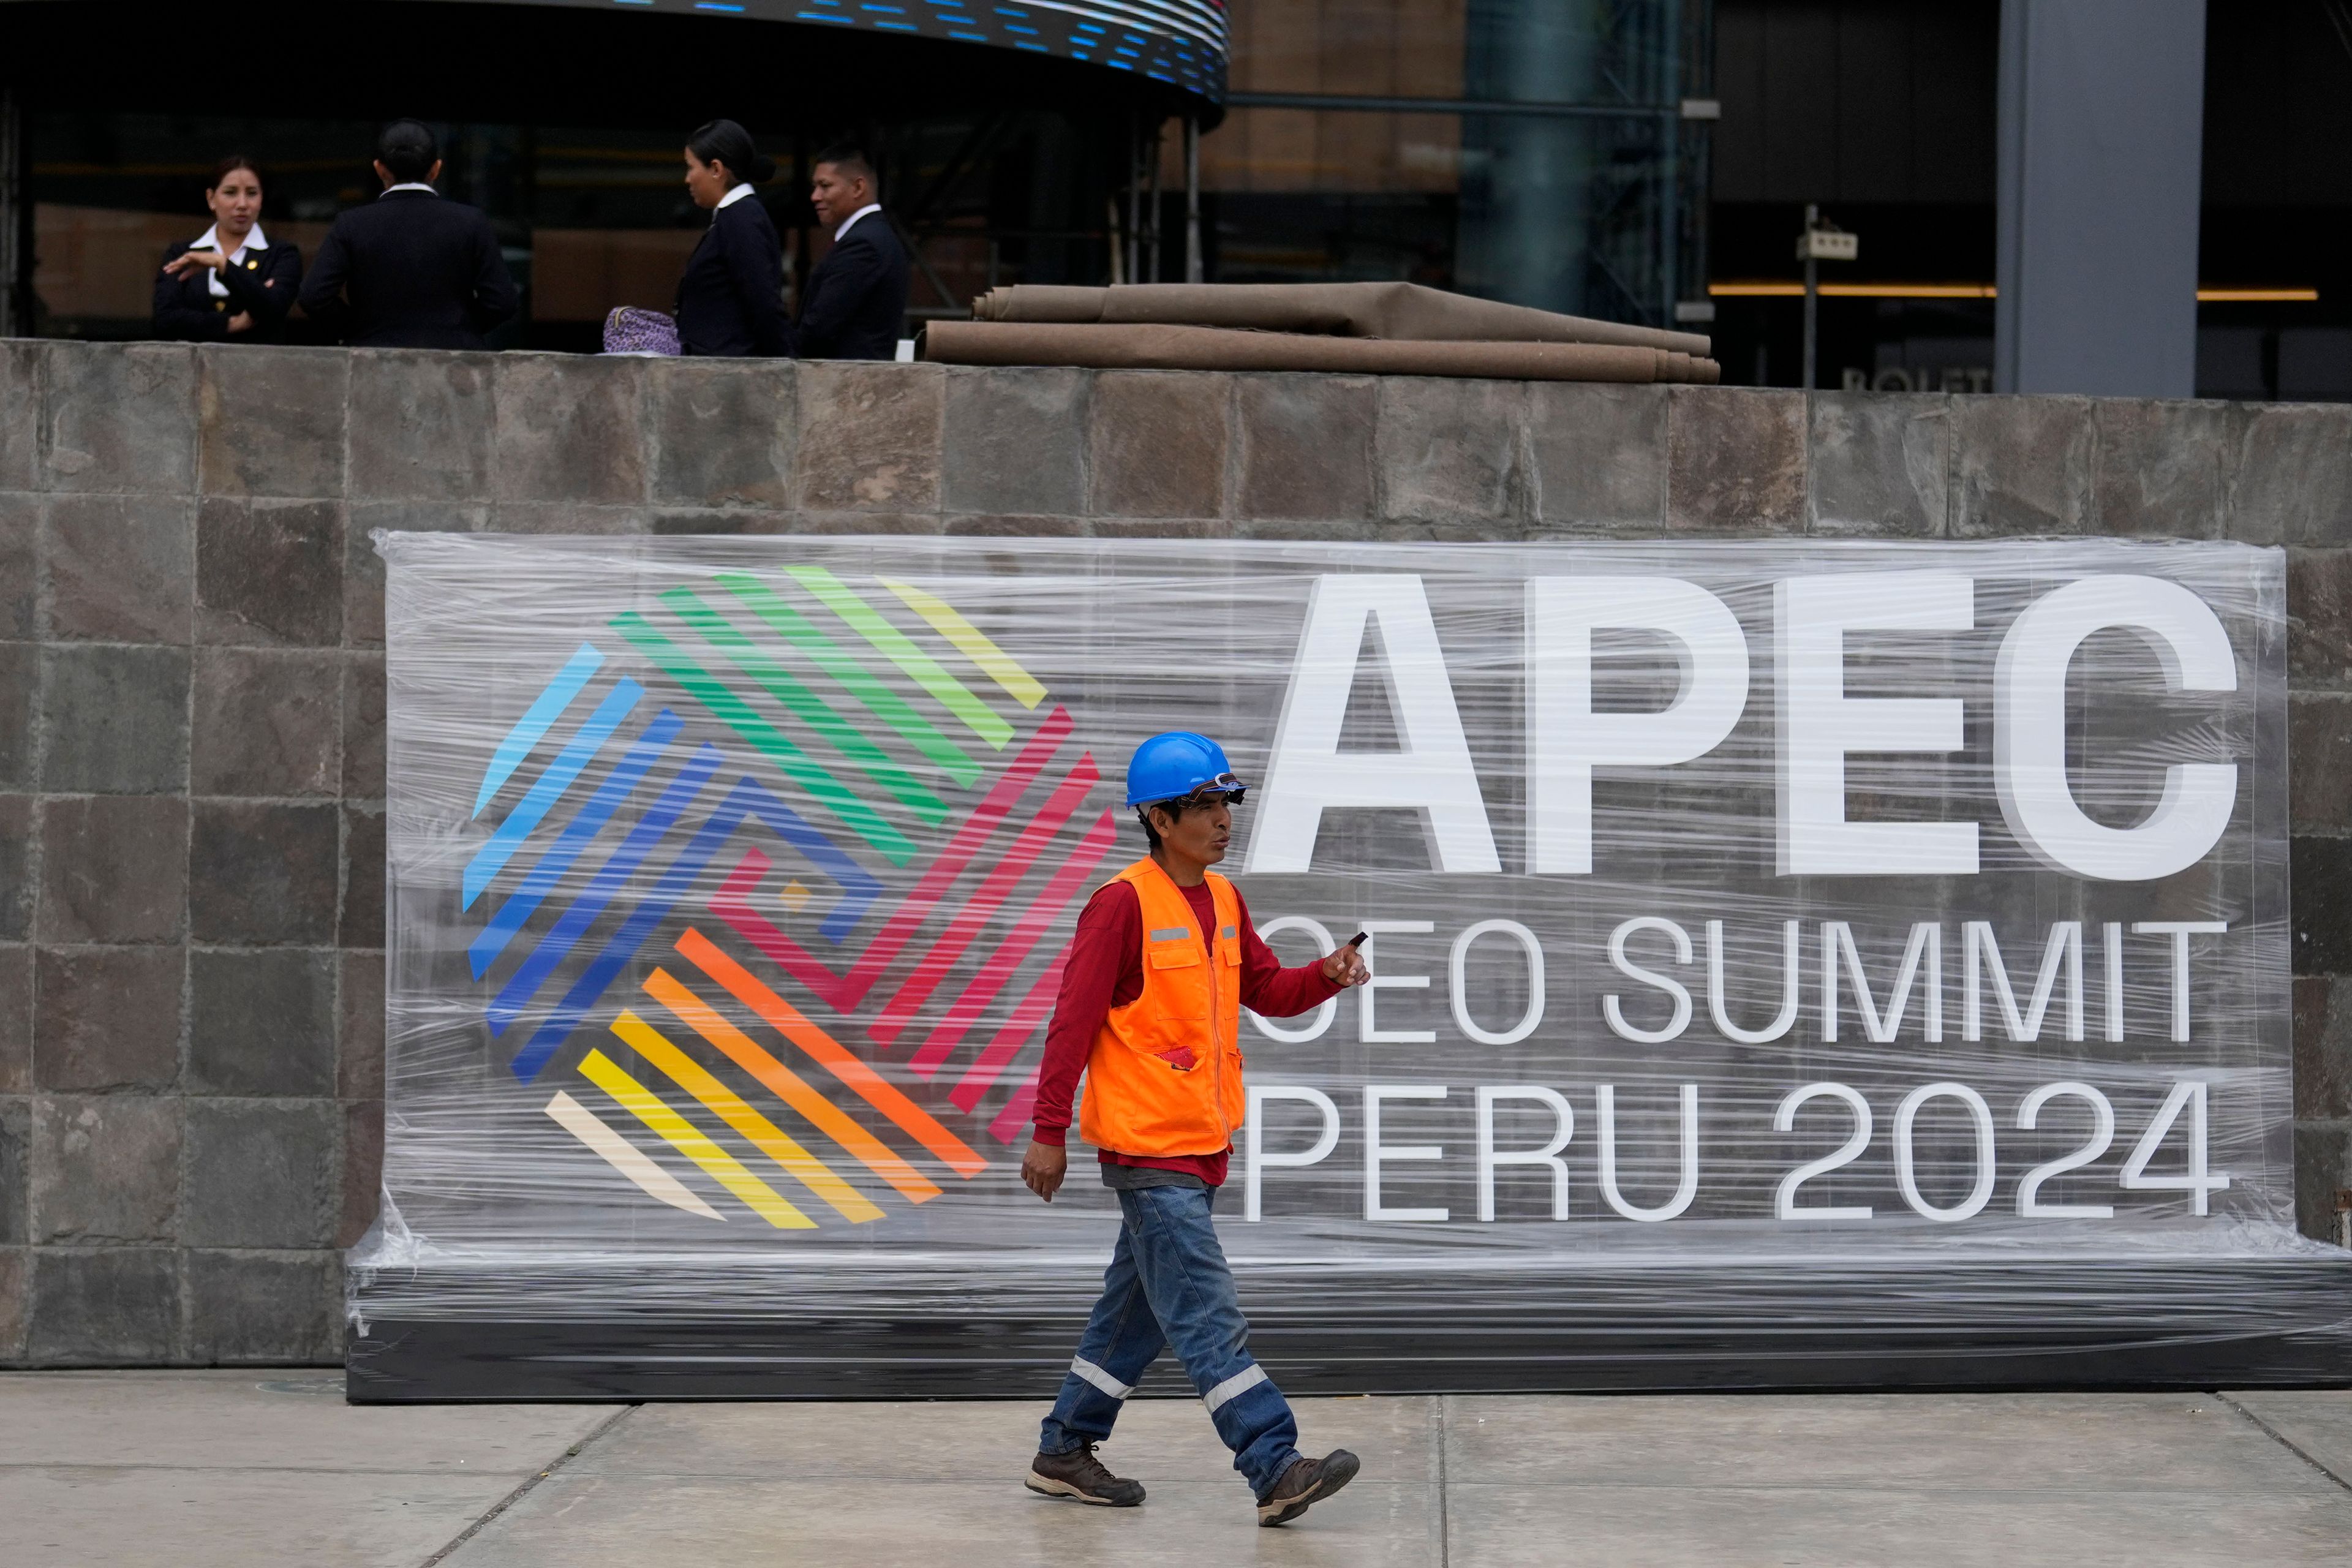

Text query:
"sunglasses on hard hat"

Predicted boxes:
[[1159, 774, 1248, 810]]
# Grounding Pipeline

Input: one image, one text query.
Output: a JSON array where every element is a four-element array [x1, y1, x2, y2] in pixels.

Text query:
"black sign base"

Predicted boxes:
[[347, 1256, 2352, 1402]]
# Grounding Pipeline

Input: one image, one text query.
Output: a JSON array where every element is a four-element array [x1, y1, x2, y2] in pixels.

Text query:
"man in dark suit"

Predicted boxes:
[[798, 143, 911, 360], [298, 121, 519, 350]]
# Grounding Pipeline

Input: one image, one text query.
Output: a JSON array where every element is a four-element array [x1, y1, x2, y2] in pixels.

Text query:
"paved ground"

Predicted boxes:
[[6, 1372, 2352, 1566]]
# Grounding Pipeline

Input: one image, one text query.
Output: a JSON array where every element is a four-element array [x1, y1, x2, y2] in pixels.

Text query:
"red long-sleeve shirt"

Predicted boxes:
[[1031, 876, 1342, 1186]]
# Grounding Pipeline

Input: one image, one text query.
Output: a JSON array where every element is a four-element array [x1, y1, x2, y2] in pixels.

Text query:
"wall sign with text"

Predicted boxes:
[[360, 536, 2319, 1392]]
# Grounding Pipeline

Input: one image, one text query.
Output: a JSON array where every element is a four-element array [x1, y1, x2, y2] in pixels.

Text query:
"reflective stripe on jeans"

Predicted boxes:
[[1202, 1363, 1267, 1414], [1071, 1356, 1135, 1400]]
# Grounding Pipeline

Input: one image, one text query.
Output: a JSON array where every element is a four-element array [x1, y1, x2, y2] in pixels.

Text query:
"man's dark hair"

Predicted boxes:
[[1136, 800, 1185, 853], [377, 120, 439, 184], [813, 141, 876, 190]]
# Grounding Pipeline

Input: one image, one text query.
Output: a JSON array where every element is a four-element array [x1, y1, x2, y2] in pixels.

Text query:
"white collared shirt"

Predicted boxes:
[[380, 183, 438, 197], [717, 183, 755, 212], [834, 203, 881, 242], [189, 221, 269, 298]]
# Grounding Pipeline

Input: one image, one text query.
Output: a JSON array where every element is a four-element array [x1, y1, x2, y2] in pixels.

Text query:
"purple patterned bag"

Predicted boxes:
[[603, 307, 682, 356]]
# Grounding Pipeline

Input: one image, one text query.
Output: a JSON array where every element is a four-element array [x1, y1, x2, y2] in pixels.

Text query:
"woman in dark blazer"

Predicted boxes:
[[675, 120, 793, 357], [153, 155, 301, 342]]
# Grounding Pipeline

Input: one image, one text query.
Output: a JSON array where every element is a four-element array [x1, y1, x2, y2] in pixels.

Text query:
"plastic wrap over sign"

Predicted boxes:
[[352, 535, 2345, 1400]]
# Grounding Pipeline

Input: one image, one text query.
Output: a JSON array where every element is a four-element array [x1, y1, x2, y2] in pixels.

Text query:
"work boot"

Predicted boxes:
[[1255, 1448, 1360, 1527], [1025, 1442, 1146, 1507]]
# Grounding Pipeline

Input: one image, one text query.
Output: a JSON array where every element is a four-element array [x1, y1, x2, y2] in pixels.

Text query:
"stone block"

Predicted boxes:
[[2090, 399, 2231, 538], [1526, 382, 1667, 531], [339, 949, 385, 1099], [2290, 693, 2351, 832], [2292, 834, 2352, 975], [796, 361, 944, 513], [190, 949, 336, 1096], [341, 807, 385, 949], [343, 652, 385, 799], [1085, 371, 1228, 520], [0, 796, 26, 941], [1807, 393, 1950, 537], [2294, 976, 2352, 1121], [42, 342, 195, 495], [2292, 1123, 2352, 1242], [184, 1099, 337, 1248], [495, 353, 647, 503], [2228, 403, 2352, 545], [0, 492, 33, 640], [647, 358, 796, 507], [1236, 374, 1376, 522], [31, 1094, 181, 1241], [343, 501, 482, 647], [1664, 387, 1806, 534], [187, 1248, 343, 1362], [38, 645, 190, 794], [32, 947, 184, 1090], [0, 1096, 24, 1245], [197, 344, 347, 498], [0, 944, 28, 1093], [196, 497, 344, 647], [0, 339, 40, 491], [487, 502, 649, 534], [0, 646, 29, 791], [347, 349, 496, 500], [189, 801, 341, 944], [0, 1248, 22, 1360], [43, 493, 195, 644], [27, 1246, 179, 1363], [341, 1098, 384, 1246], [1952, 393, 2095, 535], [191, 648, 341, 797], [37, 794, 187, 943], [1378, 376, 1530, 526], [941, 366, 1086, 516], [2288, 549, 2352, 689]]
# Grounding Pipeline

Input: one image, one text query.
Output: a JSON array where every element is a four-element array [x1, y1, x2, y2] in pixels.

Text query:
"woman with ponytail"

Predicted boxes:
[[673, 119, 793, 356]]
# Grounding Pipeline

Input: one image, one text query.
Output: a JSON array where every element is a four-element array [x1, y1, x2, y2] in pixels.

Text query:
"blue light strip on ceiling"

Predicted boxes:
[[598, 0, 1227, 102]]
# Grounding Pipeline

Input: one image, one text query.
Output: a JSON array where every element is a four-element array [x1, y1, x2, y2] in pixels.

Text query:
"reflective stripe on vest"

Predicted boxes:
[[1076, 858, 1246, 1157]]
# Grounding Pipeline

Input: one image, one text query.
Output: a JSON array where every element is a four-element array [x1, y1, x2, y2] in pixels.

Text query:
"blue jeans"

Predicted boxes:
[[1038, 1183, 1302, 1497]]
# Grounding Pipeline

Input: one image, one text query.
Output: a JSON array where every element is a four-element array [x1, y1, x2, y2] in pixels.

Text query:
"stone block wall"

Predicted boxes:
[[1, 339, 2348, 1363]]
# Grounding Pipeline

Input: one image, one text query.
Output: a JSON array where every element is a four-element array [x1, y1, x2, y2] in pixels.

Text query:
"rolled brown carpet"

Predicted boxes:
[[921, 319, 1721, 383], [969, 281, 1711, 358]]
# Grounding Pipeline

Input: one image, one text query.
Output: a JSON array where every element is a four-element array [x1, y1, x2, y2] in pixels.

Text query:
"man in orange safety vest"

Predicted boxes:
[[1020, 730, 1371, 1528]]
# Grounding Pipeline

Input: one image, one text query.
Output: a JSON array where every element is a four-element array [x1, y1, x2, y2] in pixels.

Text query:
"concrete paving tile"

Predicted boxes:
[[572, 1393, 1436, 1485], [1442, 1480, 2352, 1568], [445, 1471, 1438, 1568], [2, 1463, 520, 1568], [0, 1370, 608, 1475], [2222, 1389, 2352, 1485], [1441, 1391, 2318, 1493]]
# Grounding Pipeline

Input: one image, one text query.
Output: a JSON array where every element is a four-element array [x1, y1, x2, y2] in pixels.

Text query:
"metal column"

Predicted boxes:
[[1995, 0, 2207, 395], [1184, 116, 1202, 283]]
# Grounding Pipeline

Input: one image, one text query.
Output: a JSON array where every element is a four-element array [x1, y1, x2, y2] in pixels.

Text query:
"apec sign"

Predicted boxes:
[[1249, 570, 2238, 882], [375, 537, 2292, 1309]]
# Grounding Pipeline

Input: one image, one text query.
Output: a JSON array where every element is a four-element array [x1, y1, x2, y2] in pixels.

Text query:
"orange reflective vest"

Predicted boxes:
[[1077, 858, 1247, 1156]]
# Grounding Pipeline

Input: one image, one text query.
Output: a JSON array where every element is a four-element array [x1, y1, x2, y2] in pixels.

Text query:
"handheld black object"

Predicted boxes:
[[1345, 930, 1368, 949]]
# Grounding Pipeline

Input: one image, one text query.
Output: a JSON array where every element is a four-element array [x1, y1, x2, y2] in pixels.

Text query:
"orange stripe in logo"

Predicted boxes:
[[643, 965, 943, 1203], [674, 928, 989, 1178]]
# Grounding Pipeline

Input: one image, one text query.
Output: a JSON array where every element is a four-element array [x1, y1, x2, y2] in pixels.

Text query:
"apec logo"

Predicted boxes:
[[1244, 573, 2241, 883]]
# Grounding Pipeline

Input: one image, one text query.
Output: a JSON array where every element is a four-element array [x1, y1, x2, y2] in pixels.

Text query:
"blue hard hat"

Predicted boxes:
[[1125, 731, 1248, 809]]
